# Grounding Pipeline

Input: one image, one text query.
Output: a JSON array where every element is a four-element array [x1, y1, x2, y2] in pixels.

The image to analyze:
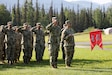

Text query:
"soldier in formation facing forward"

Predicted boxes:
[[18, 23, 33, 64], [46, 17, 61, 68], [2, 22, 16, 65], [61, 20, 75, 68], [32, 23, 45, 62]]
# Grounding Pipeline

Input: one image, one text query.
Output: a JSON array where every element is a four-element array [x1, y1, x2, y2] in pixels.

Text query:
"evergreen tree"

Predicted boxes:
[[34, 0, 39, 24], [12, 5, 17, 25], [27, 0, 34, 26], [49, 1, 53, 22], [93, 8, 102, 28], [0, 4, 11, 25], [21, 0, 28, 24], [101, 6, 109, 28], [59, 3, 65, 28], [79, 9, 87, 31], [76, 4, 80, 32], [70, 8, 76, 32], [16, 0, 21, 26], [40, 4, 49, 27], [106, 5, 112, 27], [88, 2, 93, 27]]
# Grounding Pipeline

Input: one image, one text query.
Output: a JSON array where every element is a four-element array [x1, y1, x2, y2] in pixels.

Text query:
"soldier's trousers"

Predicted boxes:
[[61, 43, 65, 60], [0, 46, 3, 60], [64, 46, 74, 66], [23, 46, 32, 64], [2, 43, 6, 60], [49, 44, 59, 67], [41, 44, 45, 60], [35, 43, 42, 62], [6, 45, 15, 62], [0, 43, 5, 61], [15, 46, 21, 61]]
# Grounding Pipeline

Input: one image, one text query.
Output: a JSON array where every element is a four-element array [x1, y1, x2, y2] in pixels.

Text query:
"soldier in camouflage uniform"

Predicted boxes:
[[61, 24, 67, 60], [46, 17, 61, 68], [32, 23, 45, 62], [2, 22, 16, 65], [61, 20, 75, 68], [14, 26, 22, 62], [0, 25, 5, 63], [28, 25, 34, 61], [18, 23, 33, 64]]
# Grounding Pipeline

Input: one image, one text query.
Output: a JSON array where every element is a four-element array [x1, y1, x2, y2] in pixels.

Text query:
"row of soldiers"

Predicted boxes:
[[0, 17, 75, 68], [0, 22, 45, 64]]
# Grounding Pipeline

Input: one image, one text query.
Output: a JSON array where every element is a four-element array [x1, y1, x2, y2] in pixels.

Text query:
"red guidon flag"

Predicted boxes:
[[90, 30, 103, 50]]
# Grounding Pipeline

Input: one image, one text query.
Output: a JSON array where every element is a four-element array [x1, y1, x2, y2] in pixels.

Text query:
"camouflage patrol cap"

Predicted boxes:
[[23, 23, 28, 27], [7, 21, 13, 25], [65, 20, 70, 25], [36, 22, 41, 26], [52, 17, 57, 20], [63, 24, 67, 26]]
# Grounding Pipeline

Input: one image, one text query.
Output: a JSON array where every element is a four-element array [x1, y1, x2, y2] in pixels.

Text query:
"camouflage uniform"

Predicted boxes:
[[46, 21, 61, 68], [61, 21, 75, 67], [61, 27, 65, 60], [15, 29, 22, 62], [0, 25, 5, 61], [18, 24, 33, 64], [32, 24, 45, 62], [29, 30, 33, 61], [2, 26, 16, 64]]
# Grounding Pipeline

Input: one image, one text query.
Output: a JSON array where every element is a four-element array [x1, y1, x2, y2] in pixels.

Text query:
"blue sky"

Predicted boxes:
[[65, 0, 112, 4]]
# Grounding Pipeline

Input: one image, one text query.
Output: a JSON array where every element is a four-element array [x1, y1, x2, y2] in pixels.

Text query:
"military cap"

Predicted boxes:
[[7, 21, 13, 25], [23, 23, 28, 27], [52, 17, 57, 20], [63, 24, 67, 27], [36, 22, 41, 26], [65, 20, 70, 25]]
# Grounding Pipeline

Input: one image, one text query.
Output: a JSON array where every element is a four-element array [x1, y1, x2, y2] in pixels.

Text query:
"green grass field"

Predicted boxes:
[[0, 33, 112, 75]]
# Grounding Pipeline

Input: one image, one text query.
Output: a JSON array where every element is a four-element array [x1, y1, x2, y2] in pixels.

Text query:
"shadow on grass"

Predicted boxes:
[[58, 59, 112, 65], [0, 59, 50, 70], [72, 59, 111, 65], [58, 59, 112, 73], [0, 59, 112, 72], [64, 68, 112, 73]]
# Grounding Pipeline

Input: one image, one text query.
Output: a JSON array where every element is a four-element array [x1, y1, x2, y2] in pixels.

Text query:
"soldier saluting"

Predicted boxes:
[[18, 23, 33, 64], [46, 17, 61, 68], [2, 21, 16, 65], [32, 23, 45, 62]]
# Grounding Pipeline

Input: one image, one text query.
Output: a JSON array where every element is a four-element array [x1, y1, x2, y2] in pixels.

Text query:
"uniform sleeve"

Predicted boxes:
[[31, 27, 36, 33], [65, 29, 74, 41], [46, 23, 53, 31], [61, 30, 66, 43], [18, 27, 23, 33], [2, 26, 7, 34]]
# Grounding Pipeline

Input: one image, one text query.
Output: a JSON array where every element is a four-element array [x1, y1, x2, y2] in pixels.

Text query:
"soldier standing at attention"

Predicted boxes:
[[32, 23, 45, 62], [2, 22, 16, 65], [61, 24, 67, 60], [46, 17, 61, 68], [61, 20, 75, 68], [18, 23, 33, 64]]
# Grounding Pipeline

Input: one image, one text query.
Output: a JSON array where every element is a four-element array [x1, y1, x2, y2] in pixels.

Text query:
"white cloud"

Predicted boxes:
[[65, 0, 112, 4]]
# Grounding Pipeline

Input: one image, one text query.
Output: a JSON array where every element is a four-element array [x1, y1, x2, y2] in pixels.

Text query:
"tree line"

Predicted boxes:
[[0, 0, 112, 32]]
